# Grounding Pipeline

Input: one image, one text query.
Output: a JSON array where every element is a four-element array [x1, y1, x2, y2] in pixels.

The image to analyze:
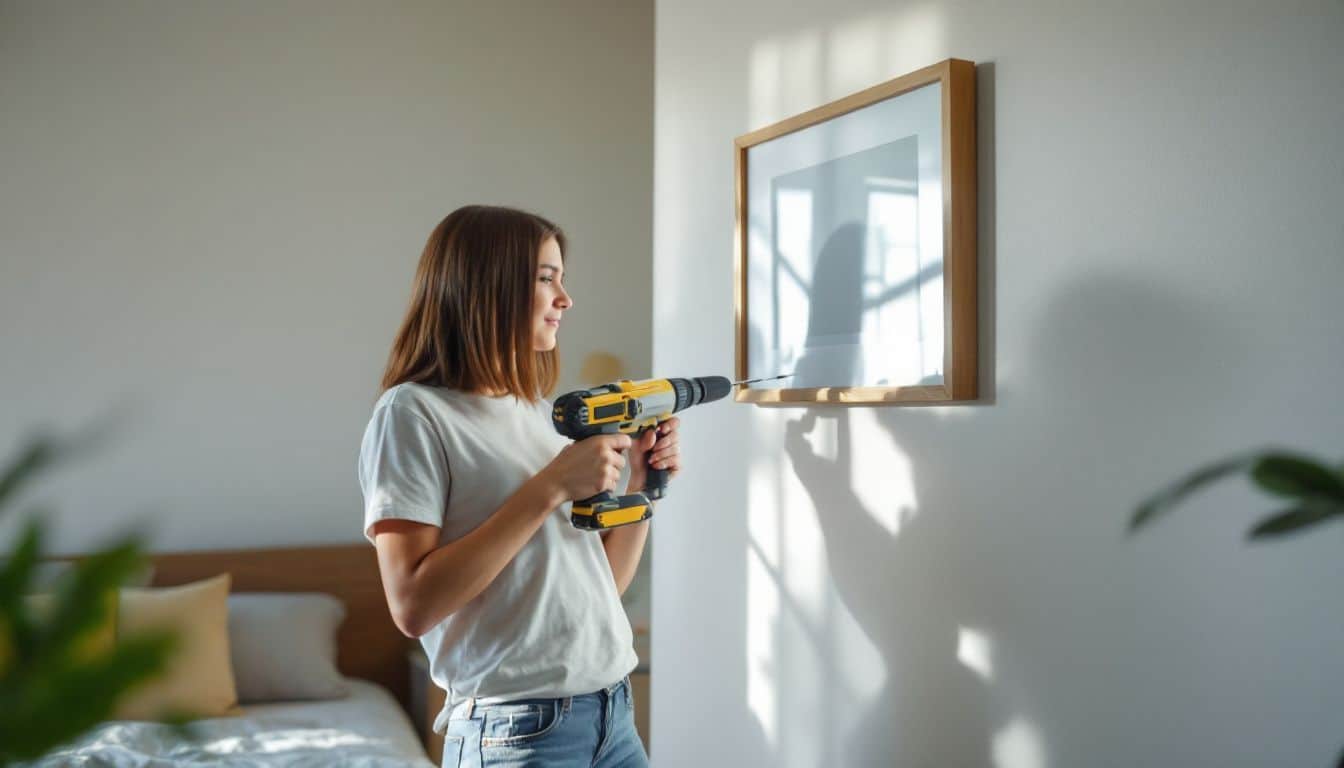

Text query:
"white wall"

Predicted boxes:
[[652, 1, 1344, 766], [0, 1, 653, 559]]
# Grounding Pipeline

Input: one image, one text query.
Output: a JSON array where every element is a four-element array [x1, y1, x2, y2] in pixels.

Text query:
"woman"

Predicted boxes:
[[358, 205, 676, 768]]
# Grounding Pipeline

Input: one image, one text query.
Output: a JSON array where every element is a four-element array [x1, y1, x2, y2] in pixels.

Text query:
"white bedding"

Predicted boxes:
[[29, 678, 435, 767]]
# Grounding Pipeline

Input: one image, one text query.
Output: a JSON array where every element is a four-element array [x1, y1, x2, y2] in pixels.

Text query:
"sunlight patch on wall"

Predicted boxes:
[[782, 456, 828, 627], [747, 407, 781, 569], [748, 32, 822, 129], [746, 539, 780, 747], [745, 405, 785, 747], [748, 40, 782, 137], [881, 4, 947, 79], [850, 408, 916, 536], [749, 4, 947, 138], [827, 16, 882, 97], [956, 625, 995, 681], [993, 717, 1048, 768]]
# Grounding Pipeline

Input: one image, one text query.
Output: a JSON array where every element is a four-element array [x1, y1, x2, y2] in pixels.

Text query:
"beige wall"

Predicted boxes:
[[0, 1, 654, 560], [652, 1, 1344, 766]]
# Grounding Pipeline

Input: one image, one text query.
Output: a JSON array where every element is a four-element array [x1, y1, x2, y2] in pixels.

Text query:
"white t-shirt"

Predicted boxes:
[[357, 382, 637, 732]]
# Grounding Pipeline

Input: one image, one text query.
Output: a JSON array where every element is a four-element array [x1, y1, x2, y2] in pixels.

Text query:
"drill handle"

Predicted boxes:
[[638, 424, 672, 500]]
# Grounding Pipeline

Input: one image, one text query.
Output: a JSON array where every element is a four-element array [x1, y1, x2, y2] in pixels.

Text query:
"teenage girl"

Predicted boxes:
[[358, 205, 677, 767]]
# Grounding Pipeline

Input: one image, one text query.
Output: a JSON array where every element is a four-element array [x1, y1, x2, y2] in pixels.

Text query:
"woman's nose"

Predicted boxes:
[[557, 286, 573, 308]]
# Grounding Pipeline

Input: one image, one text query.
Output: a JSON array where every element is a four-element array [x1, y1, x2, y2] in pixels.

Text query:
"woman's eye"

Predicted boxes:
[[539, 276, 553, 284]]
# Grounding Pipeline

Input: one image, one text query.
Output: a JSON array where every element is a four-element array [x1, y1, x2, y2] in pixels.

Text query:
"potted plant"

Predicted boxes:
[[0, 431, 178, 766], [1131, 448, 1343, 767]]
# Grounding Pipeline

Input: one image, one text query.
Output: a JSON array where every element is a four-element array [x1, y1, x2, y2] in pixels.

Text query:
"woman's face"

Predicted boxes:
[[533, 236, 572, 352]]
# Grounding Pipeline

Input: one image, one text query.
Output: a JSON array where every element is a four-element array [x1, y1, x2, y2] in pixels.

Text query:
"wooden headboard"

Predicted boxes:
[[145, 544, 414, 715]]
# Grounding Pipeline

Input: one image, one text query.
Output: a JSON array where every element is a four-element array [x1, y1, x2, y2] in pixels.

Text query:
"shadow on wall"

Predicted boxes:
[[773, 270, 1243, 767], [737, 23, 1253, 764], [736, 59, 1008, 767]]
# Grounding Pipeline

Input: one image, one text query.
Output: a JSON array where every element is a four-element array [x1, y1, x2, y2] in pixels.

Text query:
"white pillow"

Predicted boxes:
[[226, 592, 350, 703]]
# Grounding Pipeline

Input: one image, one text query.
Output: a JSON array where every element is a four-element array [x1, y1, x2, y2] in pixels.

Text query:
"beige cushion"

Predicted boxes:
[[114, 573, 239, 720]]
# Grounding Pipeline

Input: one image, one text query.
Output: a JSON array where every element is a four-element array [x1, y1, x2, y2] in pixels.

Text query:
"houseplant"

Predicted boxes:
[[0, 431, 178, 766], [1131, 449, 1343, 539], [1130, 447, 1343, 767]]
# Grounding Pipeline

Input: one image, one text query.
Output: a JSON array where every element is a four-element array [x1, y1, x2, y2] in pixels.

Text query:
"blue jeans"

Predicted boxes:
[[441, 676, 648, 768]]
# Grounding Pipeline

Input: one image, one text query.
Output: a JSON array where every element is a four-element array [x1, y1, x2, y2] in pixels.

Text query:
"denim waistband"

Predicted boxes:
[[436, 675, 630, 733]]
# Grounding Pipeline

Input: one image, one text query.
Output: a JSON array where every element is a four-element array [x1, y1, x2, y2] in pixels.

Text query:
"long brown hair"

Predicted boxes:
[[380, 205, 566, 402]]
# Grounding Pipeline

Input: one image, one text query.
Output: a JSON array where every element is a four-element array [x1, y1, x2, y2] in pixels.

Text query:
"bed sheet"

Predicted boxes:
[[27, 677, 435, 767]]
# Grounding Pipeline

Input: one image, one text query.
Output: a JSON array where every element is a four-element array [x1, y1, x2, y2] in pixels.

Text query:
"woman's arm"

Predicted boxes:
[[601, 521, 650, 595], [371, 474, 564, 638], [371, 432, 631, 638]]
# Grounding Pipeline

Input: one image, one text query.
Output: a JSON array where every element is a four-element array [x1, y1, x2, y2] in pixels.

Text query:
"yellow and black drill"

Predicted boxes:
[[551, 376, 732, 531]]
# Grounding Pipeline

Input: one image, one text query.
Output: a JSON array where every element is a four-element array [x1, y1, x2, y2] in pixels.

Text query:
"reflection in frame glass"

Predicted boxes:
[[734, 58, 977, 405]]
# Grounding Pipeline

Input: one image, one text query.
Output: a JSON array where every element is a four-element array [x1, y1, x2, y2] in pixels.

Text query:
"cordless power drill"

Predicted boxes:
[[552, 376, 732, 531]]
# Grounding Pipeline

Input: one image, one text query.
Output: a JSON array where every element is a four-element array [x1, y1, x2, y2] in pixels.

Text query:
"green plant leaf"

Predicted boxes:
[[0, 519, 45, 651], [0, 517, 43, 597], [0, 436, 59, 518], [0, 629, 177, 762], [0, 428, 184, 767], [1130, 455, 1257, 532], [1251, 453, 1344, 501], [1247, 500, 1344, 539], [40, 538, 147, 662]]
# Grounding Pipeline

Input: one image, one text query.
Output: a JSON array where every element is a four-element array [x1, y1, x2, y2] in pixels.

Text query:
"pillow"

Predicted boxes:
[[226, 592, 350, 703], [114, 573, 238, 720]]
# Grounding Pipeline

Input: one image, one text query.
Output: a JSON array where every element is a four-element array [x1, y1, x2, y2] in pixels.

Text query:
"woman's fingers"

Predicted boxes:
[[645, 418, 682, 470], [650, 442, 679, 468]]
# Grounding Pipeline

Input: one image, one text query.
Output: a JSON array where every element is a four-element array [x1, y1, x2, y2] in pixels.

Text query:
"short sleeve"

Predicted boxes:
[[358, 403, 450, 543]]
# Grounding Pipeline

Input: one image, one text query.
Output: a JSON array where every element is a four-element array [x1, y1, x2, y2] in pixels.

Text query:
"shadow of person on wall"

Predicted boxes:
[[774, 220, 996, 766], [784, 408, 996, 767], [783, 268, 1246, 767], [791, 221, 866, 389]]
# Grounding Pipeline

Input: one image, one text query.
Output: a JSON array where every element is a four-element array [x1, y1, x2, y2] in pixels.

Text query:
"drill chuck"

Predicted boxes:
[[669, 376, 731, 411]]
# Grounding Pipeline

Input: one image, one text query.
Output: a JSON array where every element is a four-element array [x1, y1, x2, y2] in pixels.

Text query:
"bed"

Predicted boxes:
[[30, 544, 436, 767]]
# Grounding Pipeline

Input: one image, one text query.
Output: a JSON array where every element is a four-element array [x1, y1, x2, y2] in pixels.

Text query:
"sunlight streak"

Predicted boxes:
[[748, 408, 780, 569], [748, 40, 782, 133], [828, 17, 882, 97], [993, 718, 1048, 768], [851, 409, 916, 536], [748, 32, 822, 130], [881, 5, 947, 77], [747, 540, 780, 746], [956, 625, 995, 681], [782, 448, 827, 626]]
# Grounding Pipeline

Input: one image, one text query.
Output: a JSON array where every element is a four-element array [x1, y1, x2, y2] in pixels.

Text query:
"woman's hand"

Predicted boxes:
[[539, 433, 631, 501], [627, 417, 680, 494]]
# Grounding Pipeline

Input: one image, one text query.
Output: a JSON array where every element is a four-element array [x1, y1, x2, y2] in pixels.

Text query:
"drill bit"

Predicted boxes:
[[732, 372, 794, 387]]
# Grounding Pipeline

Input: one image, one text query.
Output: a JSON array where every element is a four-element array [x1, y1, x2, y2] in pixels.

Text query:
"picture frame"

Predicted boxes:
[[733, 58, 977, 405]]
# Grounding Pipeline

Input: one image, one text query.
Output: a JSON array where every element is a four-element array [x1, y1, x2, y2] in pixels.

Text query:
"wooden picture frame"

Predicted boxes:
[[734, 58, 977, 405]]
